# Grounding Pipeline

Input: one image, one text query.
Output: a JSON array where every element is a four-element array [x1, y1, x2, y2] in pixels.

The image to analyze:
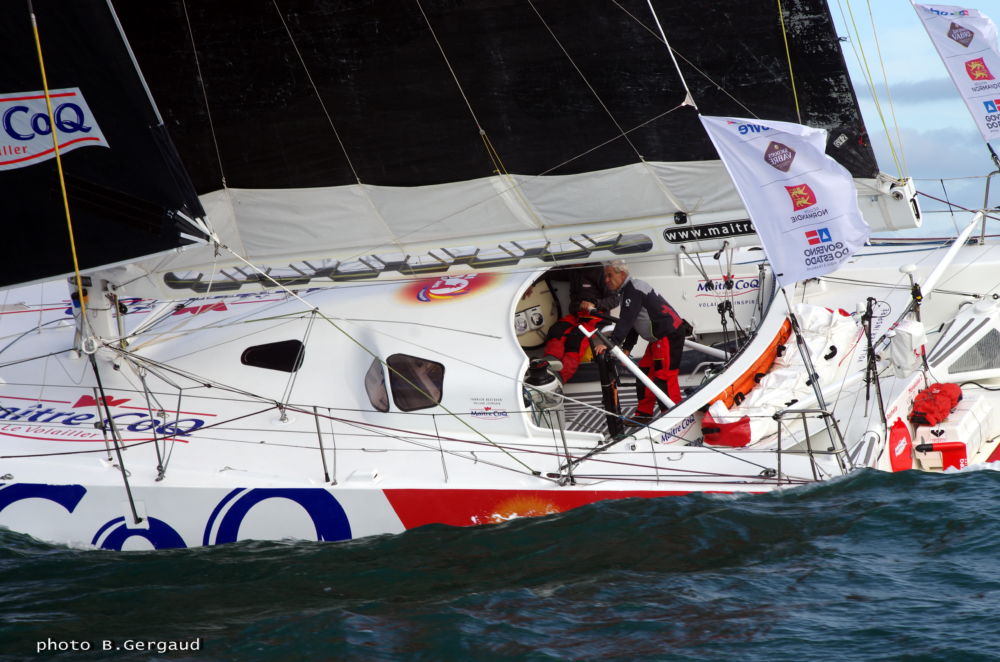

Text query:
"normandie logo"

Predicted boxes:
[[785, 184, 817, 211], [966, 57, 994, 80]]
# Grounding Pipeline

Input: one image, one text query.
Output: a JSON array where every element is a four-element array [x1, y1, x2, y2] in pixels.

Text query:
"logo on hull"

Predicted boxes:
[[400, 273, 498, 303]]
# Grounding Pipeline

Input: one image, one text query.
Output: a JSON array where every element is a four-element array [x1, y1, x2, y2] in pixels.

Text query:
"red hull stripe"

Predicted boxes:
[[382, 488, 724, 529]]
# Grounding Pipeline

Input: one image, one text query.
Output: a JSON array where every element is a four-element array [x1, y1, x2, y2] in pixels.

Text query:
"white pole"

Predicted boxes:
[[685, 339, 727, 360], [921, 210, 984, 298], [578, 325, 676, 409]]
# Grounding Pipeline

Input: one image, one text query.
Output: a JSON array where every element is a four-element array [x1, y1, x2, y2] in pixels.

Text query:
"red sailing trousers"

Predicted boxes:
[[543, 313, 602, 382], [635, 336, 681, 416]]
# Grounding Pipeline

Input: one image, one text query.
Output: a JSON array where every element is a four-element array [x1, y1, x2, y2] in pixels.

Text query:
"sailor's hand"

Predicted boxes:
[[580, 301, 595, 313], [595, 344, 607, 355]]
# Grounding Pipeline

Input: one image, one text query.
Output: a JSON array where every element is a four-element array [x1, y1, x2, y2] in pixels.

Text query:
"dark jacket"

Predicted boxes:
[[609, 277, 685, 349], [568, 265, 619, 313]]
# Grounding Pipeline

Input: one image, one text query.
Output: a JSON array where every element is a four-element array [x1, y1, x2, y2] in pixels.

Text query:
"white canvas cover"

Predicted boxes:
[[105, 158, 915, 299], [890, 318, 928, 378], [706, 305, 862, 447]]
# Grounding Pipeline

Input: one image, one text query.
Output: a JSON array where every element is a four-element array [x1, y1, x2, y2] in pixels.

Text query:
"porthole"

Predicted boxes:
[[386, 354, 444, 412], [240, 339, 304, 373]]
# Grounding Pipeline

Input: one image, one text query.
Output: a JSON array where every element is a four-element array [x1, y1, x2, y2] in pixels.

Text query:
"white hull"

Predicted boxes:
[[3, 237, 1000, 549]]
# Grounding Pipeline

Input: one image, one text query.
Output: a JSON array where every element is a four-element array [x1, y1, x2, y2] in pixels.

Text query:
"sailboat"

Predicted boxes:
[[0, 0, 997, 550]]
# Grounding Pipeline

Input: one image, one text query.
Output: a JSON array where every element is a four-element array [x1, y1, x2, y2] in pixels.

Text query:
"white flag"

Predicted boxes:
[[700, 116, 870, 288], [914, 3, 1000, 142]]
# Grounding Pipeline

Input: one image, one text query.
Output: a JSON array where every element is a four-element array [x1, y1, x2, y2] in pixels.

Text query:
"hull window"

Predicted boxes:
[[386, 354, 445, 412], [365, 358, 390, 412], [240, 339, 305, 373]]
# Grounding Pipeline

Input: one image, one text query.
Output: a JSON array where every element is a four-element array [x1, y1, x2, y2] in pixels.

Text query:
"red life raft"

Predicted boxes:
[[701, 411, 752, 448], [908, 383, 962, 427]]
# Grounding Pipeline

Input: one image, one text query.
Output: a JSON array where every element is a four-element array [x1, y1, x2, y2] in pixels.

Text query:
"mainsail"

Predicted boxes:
[[0, 1, 204, 290], [4, 1, 914, 295]]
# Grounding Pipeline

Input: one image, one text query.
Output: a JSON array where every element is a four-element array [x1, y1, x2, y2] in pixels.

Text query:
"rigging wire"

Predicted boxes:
[[940, 179, 962, 234], [776, 0, 802, 124], [644, 0, 695, 108], [837, 0, 904, 177], [610, 1, 759, 118], [865, 0, 909, 178], [271, 0, 404, 254], [180, 0, 227, 189], [526, 0, 686, 212], [27, 2, 88, 329], [412, 0, 552, 230]]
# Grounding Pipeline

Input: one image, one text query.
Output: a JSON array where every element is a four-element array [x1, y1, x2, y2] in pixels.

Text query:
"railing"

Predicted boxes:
[[772, 406, 851, 482]]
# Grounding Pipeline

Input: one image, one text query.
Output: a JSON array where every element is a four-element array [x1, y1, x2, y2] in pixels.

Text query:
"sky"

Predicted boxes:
[[829, 0, 1000, 233]]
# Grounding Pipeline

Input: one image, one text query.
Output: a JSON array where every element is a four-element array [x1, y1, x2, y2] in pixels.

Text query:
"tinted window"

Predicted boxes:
[[364, 358, 390, 412], [387, 354, 444, 412], [240, 339, 304, 373]]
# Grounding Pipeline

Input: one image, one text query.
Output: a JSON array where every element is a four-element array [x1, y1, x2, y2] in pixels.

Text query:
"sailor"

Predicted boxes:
[[594, 259, 691, 425], [541, 263, 620, 382]]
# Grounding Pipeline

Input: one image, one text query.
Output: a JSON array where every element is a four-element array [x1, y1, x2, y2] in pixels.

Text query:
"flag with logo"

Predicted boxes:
[[700, 115, 870, 288], [914, 3, 1000, 142]]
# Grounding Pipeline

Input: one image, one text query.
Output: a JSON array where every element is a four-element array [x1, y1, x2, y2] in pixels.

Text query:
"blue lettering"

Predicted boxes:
[[205, 488, 351, 545], [157, 418, 205, 436], [0, 483, 86, 513], [2, 102, 92, 141], [737, 123, 770, 135], [2, 106, 31, 140], [54, 103, 91, 133], [127, 417, 160, 432], [103, 413, 160, 432], [92, 516, 186, 550], [30, 113, 50, 136]]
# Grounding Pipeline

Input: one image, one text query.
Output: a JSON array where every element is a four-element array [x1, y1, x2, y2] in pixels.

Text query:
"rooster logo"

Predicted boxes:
[[785, 184, 817, 211], [966, 57, 995, 80]]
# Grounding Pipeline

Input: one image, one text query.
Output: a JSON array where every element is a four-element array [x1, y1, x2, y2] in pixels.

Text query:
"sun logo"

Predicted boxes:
[[480, 495, 561, 524], [784, 183, 817, 211], [966, 57, 995, 81]]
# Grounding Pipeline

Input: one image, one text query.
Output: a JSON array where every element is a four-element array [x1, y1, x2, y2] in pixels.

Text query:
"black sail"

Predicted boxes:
[[0, 1, 203, 289], [1, 1, 882, 294], [113, 0, 875, 192]]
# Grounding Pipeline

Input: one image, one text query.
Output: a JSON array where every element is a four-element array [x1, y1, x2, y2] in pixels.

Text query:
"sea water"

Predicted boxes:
[[2, 468, 1000, 661]]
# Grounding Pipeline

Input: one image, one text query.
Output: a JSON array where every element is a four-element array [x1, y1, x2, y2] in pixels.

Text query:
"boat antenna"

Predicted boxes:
[[645, 0, 697, 109], [26, 1, 89, 325]]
